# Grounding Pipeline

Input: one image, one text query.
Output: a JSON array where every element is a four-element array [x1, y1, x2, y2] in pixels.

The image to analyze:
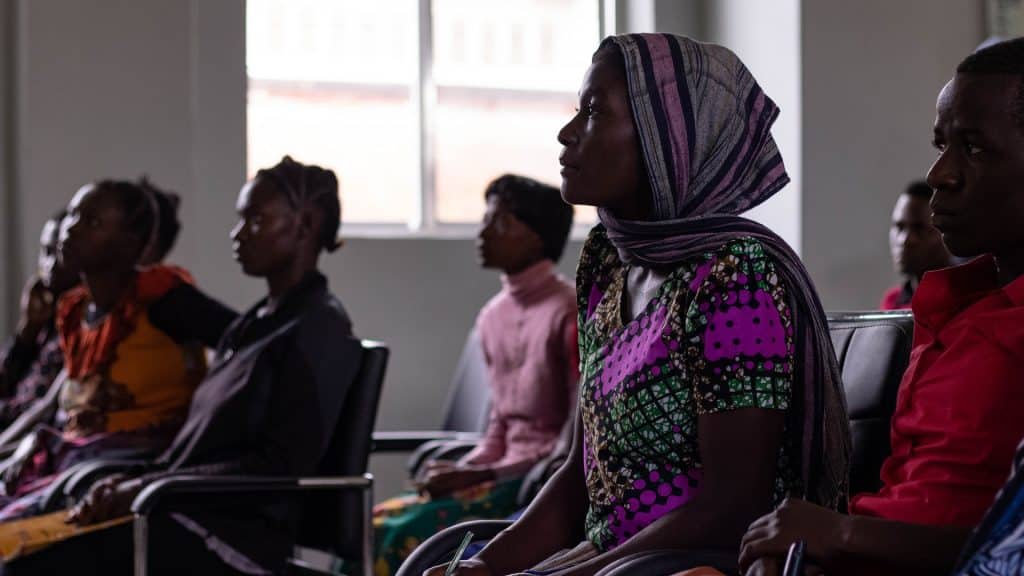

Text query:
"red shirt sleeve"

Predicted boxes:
[[851, 323, 1024, 527], [879, 285, 903, 310]]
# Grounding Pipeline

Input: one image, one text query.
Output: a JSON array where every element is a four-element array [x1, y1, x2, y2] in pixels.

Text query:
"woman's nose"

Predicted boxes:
[[558, 116, 579, 146]]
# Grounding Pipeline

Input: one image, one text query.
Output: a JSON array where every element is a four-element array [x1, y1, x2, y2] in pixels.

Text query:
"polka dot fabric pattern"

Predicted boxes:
[[575, 228, 798, 551]]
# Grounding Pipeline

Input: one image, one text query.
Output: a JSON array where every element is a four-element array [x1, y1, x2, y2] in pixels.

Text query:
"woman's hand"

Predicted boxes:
[[422, 558, 492, 576], [66, 476, 143, 525], [420, 467, 495, 499], [739, 498, 848, 573], [424, 460, 458, 474], [416, 459, 457, 483], [17, 277, 54, 343]]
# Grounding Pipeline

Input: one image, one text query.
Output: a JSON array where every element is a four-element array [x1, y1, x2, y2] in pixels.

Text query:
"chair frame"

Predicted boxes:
[[371, 328, 489, 458], [130, 473, 374, 576], [42, 338, 387, 576]]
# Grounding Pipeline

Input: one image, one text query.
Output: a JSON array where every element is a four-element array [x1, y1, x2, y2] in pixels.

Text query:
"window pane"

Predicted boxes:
[[432, 0, 599, 225], [247, 0, 418, 224]]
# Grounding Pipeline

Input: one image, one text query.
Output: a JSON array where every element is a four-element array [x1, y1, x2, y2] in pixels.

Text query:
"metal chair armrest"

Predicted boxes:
[[65, 459, 150, 495], [0, 442, 17, 459], [131, 473, 374, 576], [408, 439, 480, 478], [372, 430, 481, 452], [131, 473, 373, 515], [37, 459, 148, 513]]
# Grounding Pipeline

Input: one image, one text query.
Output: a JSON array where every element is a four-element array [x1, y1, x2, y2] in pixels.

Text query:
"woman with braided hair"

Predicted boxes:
[[136, 176, 184, 266], [0, 177, 223, 521], [0, 156, 359, 575]]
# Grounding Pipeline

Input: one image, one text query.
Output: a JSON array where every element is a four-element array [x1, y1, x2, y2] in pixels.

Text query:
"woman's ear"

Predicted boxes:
[[297, 206, 324, 248], [298, 209, 313, 238], [125, 231, 148, 266]]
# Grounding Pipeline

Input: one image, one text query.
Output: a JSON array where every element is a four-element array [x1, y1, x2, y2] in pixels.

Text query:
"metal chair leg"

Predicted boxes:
[[133, 514, 149, 576]]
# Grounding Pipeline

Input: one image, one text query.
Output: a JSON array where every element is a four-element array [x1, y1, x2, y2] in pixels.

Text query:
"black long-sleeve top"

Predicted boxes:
[[137, 272, 357, 573]]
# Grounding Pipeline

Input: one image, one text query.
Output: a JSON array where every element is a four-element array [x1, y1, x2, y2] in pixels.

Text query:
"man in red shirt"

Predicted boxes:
[[739, 38, 1024, 575], [879, 180, 955, 310]]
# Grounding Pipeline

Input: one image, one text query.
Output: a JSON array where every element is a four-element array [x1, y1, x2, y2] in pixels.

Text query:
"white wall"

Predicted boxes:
[[706, 0, 802, 253], [185, 1, 252, 306], [618, 0, 803, 253], [11, 0, 251, 312], [15, 0, 194, 285], [0, 0, 15, 331], [801, 0, 984, 308]]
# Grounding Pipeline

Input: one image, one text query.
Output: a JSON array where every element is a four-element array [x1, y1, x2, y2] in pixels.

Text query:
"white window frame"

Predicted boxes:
[[283, 0, 616, 239]]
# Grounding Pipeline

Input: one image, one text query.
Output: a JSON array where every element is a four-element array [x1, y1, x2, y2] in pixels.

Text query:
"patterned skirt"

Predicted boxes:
[[372, 478, 522, 576]]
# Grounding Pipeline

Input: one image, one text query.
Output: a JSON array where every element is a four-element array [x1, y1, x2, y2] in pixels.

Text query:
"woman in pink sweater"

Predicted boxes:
[[374, 174, 580, 575]]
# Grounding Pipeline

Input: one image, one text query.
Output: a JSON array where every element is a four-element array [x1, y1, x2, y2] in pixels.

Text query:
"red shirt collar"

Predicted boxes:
[[914, 254, 1024, 334]]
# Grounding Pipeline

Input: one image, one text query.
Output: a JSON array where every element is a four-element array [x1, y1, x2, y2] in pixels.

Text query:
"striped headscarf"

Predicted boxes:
[[595, 33, 851, 509]]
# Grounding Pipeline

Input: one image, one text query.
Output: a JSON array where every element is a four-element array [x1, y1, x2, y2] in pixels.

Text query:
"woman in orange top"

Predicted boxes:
[[0, 179, 226, 519]]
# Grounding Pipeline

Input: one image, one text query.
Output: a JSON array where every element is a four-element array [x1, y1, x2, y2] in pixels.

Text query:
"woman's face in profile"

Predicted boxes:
[[230, 178, 301, 278], [557, 51, 650, 221], [60, 184, 138, 274]]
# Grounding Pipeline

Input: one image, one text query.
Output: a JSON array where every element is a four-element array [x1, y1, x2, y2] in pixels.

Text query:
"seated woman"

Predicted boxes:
[[737, 37, 1024, 576], [0, 179, 205, 438], [0, 156, 358, 575], [374, 174, 579, 574], [0, 210, 80, 430], [427, 33, 850, 576], [0, 179, 224, 519]]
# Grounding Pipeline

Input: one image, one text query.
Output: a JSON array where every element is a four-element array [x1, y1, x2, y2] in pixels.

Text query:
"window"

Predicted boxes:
[[247, 0, 600, 233]]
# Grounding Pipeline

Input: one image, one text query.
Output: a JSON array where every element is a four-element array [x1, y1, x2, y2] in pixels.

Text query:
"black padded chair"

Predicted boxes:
[[827, 311, 913, 495], [134, 338, 388, 576], [396, 311, 915, 576], [47, 339, 388, 576], [372, 328, 491, 478]]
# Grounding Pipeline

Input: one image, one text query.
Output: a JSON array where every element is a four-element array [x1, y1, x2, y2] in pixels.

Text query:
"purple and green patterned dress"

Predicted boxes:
[[577, 227, 800, 551]]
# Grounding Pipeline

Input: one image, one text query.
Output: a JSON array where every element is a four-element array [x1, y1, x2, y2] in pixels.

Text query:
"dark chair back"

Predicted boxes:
[[298, 339, 389, 563], [827, 311, 914, 495], [440, 328, 491, 433]]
